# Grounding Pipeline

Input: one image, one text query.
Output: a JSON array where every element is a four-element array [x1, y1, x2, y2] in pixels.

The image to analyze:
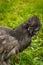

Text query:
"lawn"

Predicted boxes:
[[0, 0, 43, 65]]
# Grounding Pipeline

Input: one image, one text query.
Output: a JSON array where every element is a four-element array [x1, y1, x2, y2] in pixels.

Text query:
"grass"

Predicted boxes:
[[0, 0, 43, 65]]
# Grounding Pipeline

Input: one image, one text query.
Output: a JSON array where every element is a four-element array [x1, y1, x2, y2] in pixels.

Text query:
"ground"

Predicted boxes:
[[0, 0, 43, 65]]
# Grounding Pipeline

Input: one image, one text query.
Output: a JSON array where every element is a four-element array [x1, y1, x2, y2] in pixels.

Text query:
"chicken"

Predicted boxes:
[[0, 15, 41, 65]]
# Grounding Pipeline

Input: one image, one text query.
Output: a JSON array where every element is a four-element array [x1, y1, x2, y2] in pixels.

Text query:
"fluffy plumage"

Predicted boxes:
[[0, 15, 41, 65]]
